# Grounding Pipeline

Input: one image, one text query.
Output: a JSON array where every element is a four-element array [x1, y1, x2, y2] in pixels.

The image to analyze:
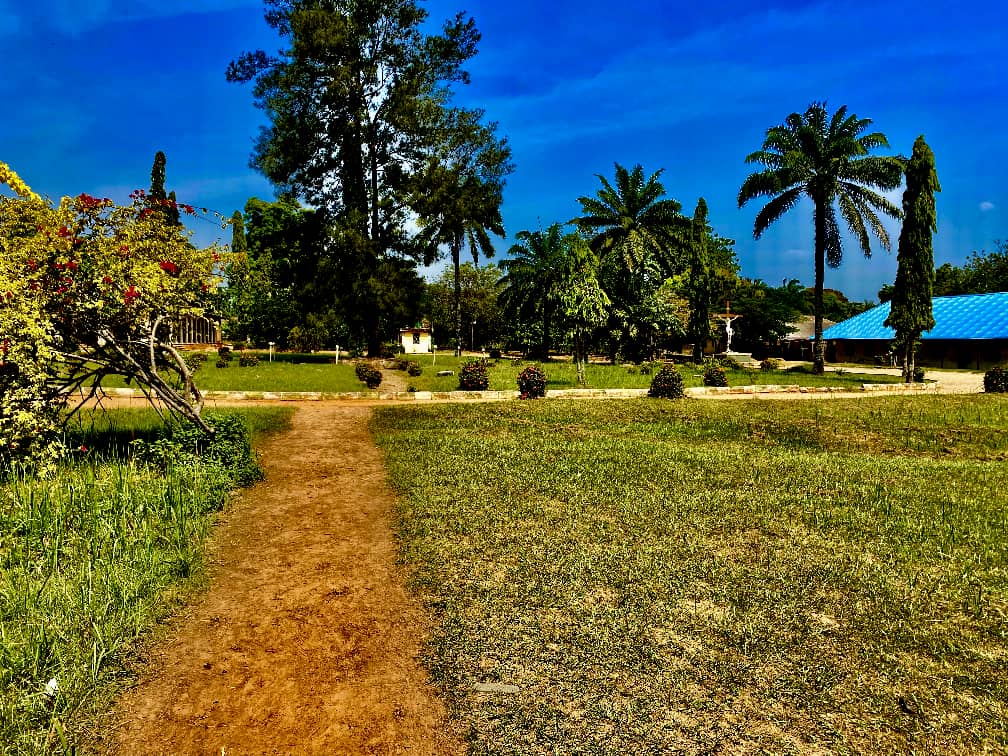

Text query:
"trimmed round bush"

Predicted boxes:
[[215, 359, 229, 369], [458, 358, 489, 391], [648, 364, 685, 399], [703, 365, 728, 387], [984, 365, 1008, 393], [238, 353, 260, 368], [406, 361, 422, 377], [517, 364, 547, 399]]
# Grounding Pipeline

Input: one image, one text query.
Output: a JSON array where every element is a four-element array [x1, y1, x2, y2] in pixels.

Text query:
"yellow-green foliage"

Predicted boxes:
[[0, 161, 229, 469]]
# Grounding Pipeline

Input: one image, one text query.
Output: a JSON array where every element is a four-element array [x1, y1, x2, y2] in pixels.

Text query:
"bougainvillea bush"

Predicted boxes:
[[458, 358, 490, 391], [648, 364, 685, 399], [984, 365, 1008, 393], [517, 364, 547, 399], [0, 161, 227, 470]]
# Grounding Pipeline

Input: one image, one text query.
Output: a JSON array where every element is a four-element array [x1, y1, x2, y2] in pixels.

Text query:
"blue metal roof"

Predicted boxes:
[[822, 292, 1008, 341]]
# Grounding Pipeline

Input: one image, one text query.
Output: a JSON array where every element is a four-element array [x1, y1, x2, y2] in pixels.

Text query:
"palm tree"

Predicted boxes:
[[417, 166, 505, 355], [498, 224, 567, 359], [738, 102, 904, 372], [572, 162, 686, 275], [414, 111, 512, 355]]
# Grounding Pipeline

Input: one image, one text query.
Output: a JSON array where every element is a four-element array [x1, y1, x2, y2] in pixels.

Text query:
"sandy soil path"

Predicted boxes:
[[111, 404, 464, 756]]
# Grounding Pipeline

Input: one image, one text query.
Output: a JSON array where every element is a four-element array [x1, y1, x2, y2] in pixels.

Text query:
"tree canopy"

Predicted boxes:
[[885, 135, 940, 380], [738, 102, 904, 372], [228, 0, 509, 354], [0, 161, 226, 469]]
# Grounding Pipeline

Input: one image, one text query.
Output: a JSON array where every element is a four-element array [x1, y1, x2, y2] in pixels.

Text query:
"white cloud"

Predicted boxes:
[[979, 201, 995, 212]]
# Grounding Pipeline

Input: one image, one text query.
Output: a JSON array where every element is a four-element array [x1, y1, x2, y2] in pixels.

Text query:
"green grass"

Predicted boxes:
[[94, 353, 903, 395], [97, 353, 364, 393], [372, 395, 1008, 754], [394, 355, 905, 393], [0, 406, 293, 755]]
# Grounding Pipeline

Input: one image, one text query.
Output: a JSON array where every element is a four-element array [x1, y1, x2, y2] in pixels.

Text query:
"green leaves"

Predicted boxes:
[[739, 102, 904, 371]]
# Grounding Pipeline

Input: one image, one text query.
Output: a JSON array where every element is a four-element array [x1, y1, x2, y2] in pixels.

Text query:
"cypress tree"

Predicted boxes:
[[687, 198, 713, 361], [885, 135, 940, 381], [148, 151, 181, 225]]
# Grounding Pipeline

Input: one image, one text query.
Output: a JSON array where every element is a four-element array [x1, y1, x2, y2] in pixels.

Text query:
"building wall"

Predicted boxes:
[[832, 339, 1008, 369], [400, 331, 432, 354]]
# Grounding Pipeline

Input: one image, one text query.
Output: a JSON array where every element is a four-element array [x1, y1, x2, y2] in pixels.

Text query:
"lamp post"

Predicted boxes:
[[471, 320, 476, 352]]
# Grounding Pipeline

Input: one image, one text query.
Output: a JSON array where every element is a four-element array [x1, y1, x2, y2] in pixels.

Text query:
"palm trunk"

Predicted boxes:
[[813, 206, 826, 374], [453, 242, 462, 358]]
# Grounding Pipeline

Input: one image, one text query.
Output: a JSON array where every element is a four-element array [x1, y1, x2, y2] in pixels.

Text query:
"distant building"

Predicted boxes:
[[174, 314, 221, 347], [781, 315, 836, 360], [399, 324, 433, 354], [821, 292, 1008, 369]]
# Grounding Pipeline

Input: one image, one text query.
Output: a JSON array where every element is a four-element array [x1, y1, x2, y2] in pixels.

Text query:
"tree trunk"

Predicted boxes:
[[453, 241, 463, 357], [575, 334, 587, 385], [812, 206, 826, 374], [540, 309, 552, 361]]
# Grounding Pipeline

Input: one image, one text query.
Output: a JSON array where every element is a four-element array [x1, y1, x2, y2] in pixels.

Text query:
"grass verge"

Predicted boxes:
[[0, 406, 293, 755], [372, 395, 1008, 754], [392, 356, 905, 393]]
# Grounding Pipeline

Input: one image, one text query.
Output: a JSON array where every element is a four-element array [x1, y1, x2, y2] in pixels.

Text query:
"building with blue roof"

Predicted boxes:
[[821, 292, 1008, 368]]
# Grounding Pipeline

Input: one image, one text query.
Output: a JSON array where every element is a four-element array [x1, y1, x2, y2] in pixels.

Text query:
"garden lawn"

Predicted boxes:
[[0, 407, 293, 756], [393, 355, 904, 393], [372, 395, 1008, 755], [97, 353, 903, 395]]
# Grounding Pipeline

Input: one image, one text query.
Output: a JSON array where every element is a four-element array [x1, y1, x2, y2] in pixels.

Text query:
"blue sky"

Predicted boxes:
[[1, 0, 1004, 301]]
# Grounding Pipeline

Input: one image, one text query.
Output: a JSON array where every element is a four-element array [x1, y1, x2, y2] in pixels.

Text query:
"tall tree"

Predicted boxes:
[[498, 224, 568, 359], [738, 102, 904, 372], [227, 0, 495, 354], [885, 136, 940, 381], [413, 110, 512, 355], [148, 151, 181, 226], [556, 236, 610, 385], [572, 162, 685, 275], [686, 198, 713, 361]]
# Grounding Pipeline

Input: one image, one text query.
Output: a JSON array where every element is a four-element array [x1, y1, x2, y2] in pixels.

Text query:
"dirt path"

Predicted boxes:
[[111, 404, 464, 756]]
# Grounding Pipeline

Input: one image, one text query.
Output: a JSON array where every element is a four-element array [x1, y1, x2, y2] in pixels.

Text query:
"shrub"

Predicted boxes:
[[984, 365, 1008, 393], [719, 356, 742, 370], [132, 411, 263, 486], [639, 363, 653, 375], [238, 353, 260, 368], [215, 359, 229, 369], [517, 365, 547, 399], [217, 345, 233, 363], [489, 347, 502, 360], [626, 365, 638, 375], [760, 358, 784, 372], [407, 361, 423, 377], [648, 364, 685, 399], [912, 366, 926, 383], [356, 364, 382, 389], [458, 358, 489, 391], [703, 365, 729, 387], [184, 352, 208, 372]]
